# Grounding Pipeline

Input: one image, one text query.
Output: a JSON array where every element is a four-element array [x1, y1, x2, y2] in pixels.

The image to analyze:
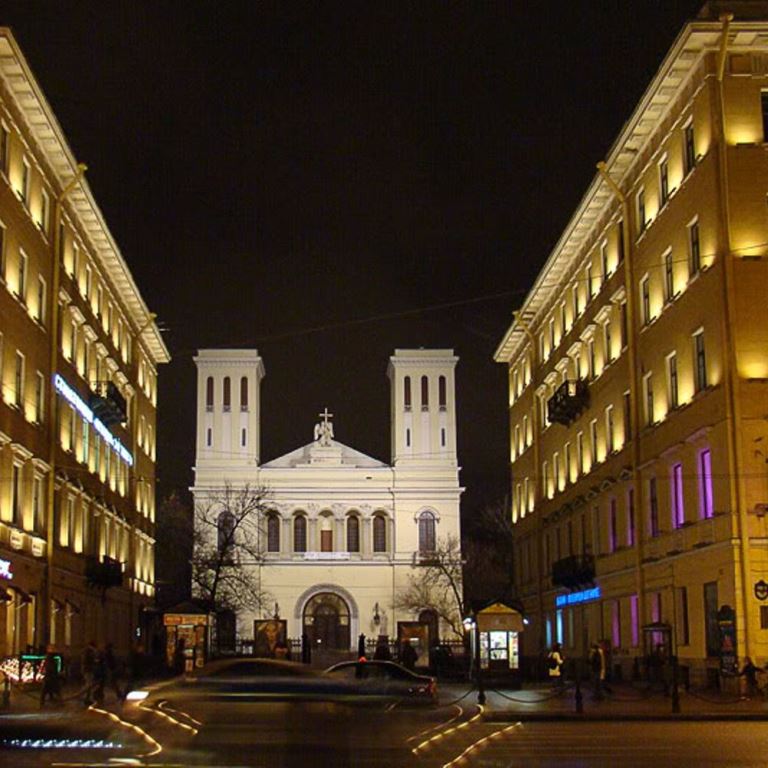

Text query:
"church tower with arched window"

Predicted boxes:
[[387, 349, 458, 466]]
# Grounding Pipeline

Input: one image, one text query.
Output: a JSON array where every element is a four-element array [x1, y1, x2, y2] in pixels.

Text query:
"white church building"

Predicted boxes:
[[191, 348, 463, 652]]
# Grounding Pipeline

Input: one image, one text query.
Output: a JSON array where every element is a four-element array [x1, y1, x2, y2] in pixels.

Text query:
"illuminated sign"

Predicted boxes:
[[0, 558, 13, 580], [555, 586, 601, 608], [54, 374, 133, 467]]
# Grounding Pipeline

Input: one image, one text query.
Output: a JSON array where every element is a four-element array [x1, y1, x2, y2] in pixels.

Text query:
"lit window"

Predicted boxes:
[[636, 188, 646, 233], [20, 157, 30, 206], [418, 511, 436, 554], [663, 249, 674, 301], [699, 449, 714, 519], [659, 157, 669, 206], [640, 275, 650, 325], [666, 353, 679, 410], [14, 350, 24, 408], [605, 405, 615, 453], [671, 463, 685, 529], [688, 219, 701, 277], [643, 372, 654, 426], [693, 330, 707, 392], [683, 122, 696, 175]]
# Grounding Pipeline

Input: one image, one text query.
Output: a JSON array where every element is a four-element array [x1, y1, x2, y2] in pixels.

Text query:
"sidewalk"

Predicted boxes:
[[440, 681, 768, 722]]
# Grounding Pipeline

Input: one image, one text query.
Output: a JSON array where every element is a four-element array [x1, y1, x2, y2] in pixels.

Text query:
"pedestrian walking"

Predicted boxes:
[[739, 656, 759, 697], [40, 648, 62, 707], [81, 639, 97, 706], [547, 642, 565, 689], [400, 640, 417, 670], [589, 643, 606, 700], [104, 642, 125, 701]]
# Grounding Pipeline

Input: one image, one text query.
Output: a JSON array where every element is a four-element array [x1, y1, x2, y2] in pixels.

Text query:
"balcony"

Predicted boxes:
[[85, 555, 124, 590], [552, 554, 595, 589], [89, 382, 127, 426], [547, 379, 589, 426]]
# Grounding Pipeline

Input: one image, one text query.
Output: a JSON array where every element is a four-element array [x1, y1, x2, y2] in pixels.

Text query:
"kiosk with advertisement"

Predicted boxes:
[[163, 602, 213, 672], [477, 602, 524, 685]]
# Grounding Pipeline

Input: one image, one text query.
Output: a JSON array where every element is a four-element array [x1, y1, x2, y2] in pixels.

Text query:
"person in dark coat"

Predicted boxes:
[[40, 649, 62, 706], [740, 656, 759, 697], [357, 633, 367, 660], [400, 640, 418, 670]]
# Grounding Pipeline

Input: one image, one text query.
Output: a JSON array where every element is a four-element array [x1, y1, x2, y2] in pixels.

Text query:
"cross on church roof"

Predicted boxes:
[[318, 407, 333, 426]]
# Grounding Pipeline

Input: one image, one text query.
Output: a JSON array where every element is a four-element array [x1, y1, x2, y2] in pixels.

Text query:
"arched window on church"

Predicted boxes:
[[217, 510, 235, 557], [240, 377, 248, 411], [206, 377, 214, 412], [223, 377, 231, 412], [421, 376, 429, 411], [266, 513, 280, 552], [418, 510, 436, 554], [439, 375, 447, 411], [404, 376, 412, 411], [346, 515, 360, 553], [294, 515, 307, 553], [373, 514, 387, 553]]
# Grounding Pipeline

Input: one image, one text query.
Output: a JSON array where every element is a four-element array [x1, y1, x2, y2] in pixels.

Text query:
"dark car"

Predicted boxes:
[[323, 660, 437, 704], [126, 658, 329, 706]]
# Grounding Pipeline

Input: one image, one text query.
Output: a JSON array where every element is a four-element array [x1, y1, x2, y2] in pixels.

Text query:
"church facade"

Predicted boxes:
[[190, 348, 463, 651]]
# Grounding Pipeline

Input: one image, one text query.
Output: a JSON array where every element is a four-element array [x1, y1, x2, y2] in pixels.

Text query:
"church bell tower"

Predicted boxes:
[[387, 349, 458, 466]]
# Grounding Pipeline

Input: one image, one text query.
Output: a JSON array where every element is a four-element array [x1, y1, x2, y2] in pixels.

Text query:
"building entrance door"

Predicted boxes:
[[303, 592, 350, 651]]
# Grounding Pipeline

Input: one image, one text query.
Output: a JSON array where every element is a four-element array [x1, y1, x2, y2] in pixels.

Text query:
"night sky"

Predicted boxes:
[[3, 1, 703, 518]]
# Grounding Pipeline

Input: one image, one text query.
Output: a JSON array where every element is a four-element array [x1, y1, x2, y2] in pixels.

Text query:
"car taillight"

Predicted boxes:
[[427, 679, 437, 696]]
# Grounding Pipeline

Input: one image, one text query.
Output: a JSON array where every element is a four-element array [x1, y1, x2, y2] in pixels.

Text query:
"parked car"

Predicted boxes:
[[323, 660, 437, 704]]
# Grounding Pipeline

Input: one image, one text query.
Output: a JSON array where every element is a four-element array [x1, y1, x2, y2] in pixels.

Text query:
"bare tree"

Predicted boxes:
[[155, 492, 194, 609], [394, 533, 465, 639], [192, 483, 272, 617]]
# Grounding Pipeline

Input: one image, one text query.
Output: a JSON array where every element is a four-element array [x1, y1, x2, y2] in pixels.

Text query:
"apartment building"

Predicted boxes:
[[495, 4, 768, 684], [0, 29, 169, 659]]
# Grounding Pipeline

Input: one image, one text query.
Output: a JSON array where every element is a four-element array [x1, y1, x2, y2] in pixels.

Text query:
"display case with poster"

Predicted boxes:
[[476, 602, 524, 684], [397, 621, 430, 667]]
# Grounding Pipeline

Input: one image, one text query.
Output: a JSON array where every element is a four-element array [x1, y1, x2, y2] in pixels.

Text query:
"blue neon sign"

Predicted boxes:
[[555, 586, 601, 608], [54, 374, 134, 467]]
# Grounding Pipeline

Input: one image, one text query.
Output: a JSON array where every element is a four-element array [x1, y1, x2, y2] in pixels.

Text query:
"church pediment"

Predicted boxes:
[[261, 440, 388, 469]]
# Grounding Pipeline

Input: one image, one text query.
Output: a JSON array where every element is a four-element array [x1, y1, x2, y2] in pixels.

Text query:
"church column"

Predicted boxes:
[[362, 517, 371, 558], [281, 515, 290, 557], [309, 517, 318, 552]]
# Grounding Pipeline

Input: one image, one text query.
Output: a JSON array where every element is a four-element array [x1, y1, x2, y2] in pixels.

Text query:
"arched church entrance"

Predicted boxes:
[[303, 592, 350, 651]]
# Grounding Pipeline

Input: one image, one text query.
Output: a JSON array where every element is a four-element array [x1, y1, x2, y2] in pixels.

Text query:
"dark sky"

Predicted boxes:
[[2, 1, 703, 517]]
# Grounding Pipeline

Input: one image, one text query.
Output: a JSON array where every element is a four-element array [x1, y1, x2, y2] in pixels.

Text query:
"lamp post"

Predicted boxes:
[[464, 615, 485, 705]]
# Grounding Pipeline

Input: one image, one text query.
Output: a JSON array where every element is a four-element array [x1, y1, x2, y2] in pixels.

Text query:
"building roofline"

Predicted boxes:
[[0, 27, 170, 364]]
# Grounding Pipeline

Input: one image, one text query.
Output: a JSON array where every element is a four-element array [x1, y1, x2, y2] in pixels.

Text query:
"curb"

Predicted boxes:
[[482, 711, 768, 723]]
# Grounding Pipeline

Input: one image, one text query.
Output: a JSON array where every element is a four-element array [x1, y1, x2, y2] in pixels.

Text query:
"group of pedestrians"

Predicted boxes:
[[546, 641, 611, 700], [80, 640, 128, 706]]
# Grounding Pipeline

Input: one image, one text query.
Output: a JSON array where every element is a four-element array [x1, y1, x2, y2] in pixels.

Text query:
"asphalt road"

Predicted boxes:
[[4, 698, 768, 766]]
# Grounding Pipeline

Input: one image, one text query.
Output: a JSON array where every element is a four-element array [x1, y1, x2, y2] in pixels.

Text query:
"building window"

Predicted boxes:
[[36, 276, 46, 325], [418, 511, 436, 554], [32, 475, 43, 532], [589, 419, 598, 465], [649, 477, 659, 537], [603, 319, 613, 364], [266, 513, 280, 552], [572, 283, 580, 318], [206, 377, 214, 412], [619, 301, 628, 349], [623, 390, 632, 442], [405, 427, 411, 447], [216, 511, 235, 556], [560, 302, 567, 335], [666, 353, 678, 410], [20, 157, 30, 206], [671, 463, 685, 528], [11, 463, 22, 526], [693, 330, 707, 392], [627, 488, 635, 547], [643, 372, 654, 426], [206, 428, 212, 447], [40, 189, 51, 235], [421, 376, 429, 411], [553, 451, 561, 492], [240, 377, 248, 411], [14, 351, 24, 408], [542, 460, 550, 498], [373, 514, 387, 553], [699, 448, 714, 519], [688, 219, 701, 277], [439, 375, 447, 411], [601, 241, 609, 283], [577, 431, 585, 475], [636, 188, 646, 233], [663, 249, 674, 301], [588, 339, 596, 380], [640, 275, 650, 325], [241, 428, 247, 447], [609, 499, 618, 553], [347, 515, 360, 553], [18, 249, 27, 302], [35, 371, 44, 423], [404, 376, 411, 411], [0, 123, 8, 173], [586, 264, 594, 301], [605, 405, 615, 454], [659, 157, 669, 206], [293, 515, 307, 553], [630, 594, 640, 646], [223, 377, 231, 412], [564, 441, 572, 484], [684, 121, 696, 175]]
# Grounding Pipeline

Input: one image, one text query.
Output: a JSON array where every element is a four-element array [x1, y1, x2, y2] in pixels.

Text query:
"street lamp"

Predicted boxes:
[[463, 615, 485, 705]]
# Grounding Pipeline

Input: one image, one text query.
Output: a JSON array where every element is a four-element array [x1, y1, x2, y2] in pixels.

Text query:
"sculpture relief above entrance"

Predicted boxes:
[[302, 592, 350, 651]]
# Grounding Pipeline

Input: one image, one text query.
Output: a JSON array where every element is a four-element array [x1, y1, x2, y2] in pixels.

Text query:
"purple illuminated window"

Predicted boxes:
[[671, 463, 684, 528], [611, 601, 621, 649], [699, 449, 713, 519]]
